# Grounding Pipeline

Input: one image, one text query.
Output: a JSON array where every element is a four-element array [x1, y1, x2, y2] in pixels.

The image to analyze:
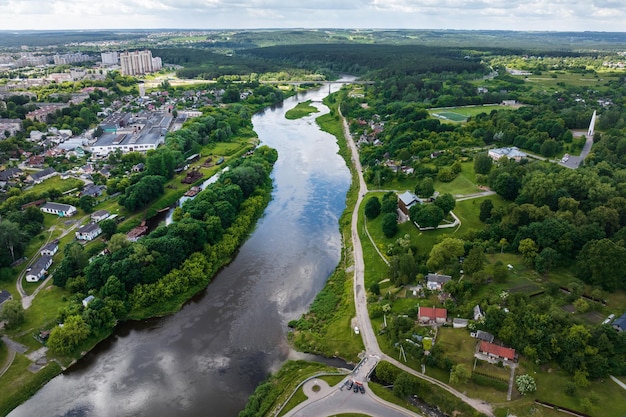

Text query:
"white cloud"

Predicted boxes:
[[0, 0, 625, 31]]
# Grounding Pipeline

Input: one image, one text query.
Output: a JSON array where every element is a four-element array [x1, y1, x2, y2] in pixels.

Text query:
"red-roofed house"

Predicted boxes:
[[479, 341, 516, 362], [418, 306, 447, 325]]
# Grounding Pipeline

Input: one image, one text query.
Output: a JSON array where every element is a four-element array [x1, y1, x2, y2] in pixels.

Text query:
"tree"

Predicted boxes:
[[78, 195, 96, 213], [479, 199, 493, 222], [474, 153, 493, 174], [0, 300, 25, 329], [415, 177, 434, 198], [410, 204, 444, 228], [0, 220, 28, 267], [576, 239, 626, 291], [364, 196, 381, 219], [47, 315, 91, 356], [535, 247, 559, 274], [427, 237, 465, 271], [382, 213, 398, 238], [515, 374, 537, 395], [518, 238, 539, 265], [449, 364, 470, 385], [99, 219, 117, 240], [433, 193, 455, 214], [493, 172, 520, 200], [463, 246, 485, 276]]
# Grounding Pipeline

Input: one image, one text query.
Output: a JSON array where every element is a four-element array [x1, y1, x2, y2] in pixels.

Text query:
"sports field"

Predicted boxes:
[[431, 111, 468, 122], [430, 104, 517, 122]]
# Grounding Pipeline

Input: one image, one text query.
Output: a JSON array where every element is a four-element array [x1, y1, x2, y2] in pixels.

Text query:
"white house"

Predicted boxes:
[[26, 255, 52, 282], [75, 223, 102, 241], [488, 147, 526, 162], [91, 210, 110, 223], [426, 273, 452, 291], [40, 241, 59, 257], [41, 202, 77, 217]]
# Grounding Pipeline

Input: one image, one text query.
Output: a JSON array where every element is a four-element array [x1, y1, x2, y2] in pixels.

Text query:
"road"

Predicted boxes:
[[17, 214, 89, 310], [283, 107, 495, 417]]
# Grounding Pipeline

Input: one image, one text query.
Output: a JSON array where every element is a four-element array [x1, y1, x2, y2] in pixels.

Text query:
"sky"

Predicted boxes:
[[1, 0, 625, 32]]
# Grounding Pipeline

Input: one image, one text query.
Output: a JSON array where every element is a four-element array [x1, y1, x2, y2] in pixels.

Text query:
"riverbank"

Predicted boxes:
[[0, 149, 277, 417]]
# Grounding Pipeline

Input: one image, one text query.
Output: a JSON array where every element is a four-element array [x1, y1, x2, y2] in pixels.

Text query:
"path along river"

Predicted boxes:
[[9, 80, 353, 417]]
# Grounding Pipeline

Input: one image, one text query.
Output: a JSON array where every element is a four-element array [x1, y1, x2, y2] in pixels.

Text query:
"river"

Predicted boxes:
[[8, 80, 352, 417]]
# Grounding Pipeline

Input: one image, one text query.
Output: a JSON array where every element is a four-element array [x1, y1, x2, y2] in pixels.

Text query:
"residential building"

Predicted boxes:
[[398, 191, 420, 215], [91, 210, 110, 223], [478, 340, 516, 362], [40, 241, 59, 257], [75, 223, 102, 241], [101, 51, 119, 65], [472, 330, 495, 343], [27, 167, 57, 184], [26, 255, 52, 282], [40, 202, 77, 217], [488, 147, 527, 162], [0, 167, 22, 182], [0, 118, 22, 136], [81, 184, 106, 198], [418, 306, 447, 324], [120, 50, 156, 76], [0, 290, 12, 306], [473, 305, 484, 321], [612, 313, 626, 332], [426, 273, 452, 291]]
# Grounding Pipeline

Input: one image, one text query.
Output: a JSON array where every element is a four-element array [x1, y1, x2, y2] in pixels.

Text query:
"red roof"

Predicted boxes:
[[479, 341, 515, 361], [418, 306, 447, 320]]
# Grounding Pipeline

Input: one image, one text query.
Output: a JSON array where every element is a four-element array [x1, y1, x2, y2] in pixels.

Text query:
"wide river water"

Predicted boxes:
[[9, 81, 352, 417]]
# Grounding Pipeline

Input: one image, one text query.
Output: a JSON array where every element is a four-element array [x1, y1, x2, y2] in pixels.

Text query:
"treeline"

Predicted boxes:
[[246, 44, 486, 79], [47, 147, 277, 355], [0, 207, 44, 269], [153, 48, 280, 80]]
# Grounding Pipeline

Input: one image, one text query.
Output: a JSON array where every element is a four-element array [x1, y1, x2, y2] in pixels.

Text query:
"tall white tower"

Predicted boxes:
[[588, 110, 597, 137]]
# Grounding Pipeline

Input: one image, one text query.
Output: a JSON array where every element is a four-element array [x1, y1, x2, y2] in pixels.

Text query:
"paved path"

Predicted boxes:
[[610, 375, 626, 391], [0, 348, 16, 379]]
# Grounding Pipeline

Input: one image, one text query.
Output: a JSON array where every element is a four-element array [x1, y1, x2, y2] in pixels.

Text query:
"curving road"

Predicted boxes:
[[284, 106, 496, 417], [343, 107, 495, 417]]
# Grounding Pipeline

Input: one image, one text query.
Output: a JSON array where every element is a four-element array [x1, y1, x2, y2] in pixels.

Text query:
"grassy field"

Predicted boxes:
[[429, 105, 517, 123]]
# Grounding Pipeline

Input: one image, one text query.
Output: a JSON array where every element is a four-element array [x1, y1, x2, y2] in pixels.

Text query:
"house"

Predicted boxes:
[[0, 167, 22, 182], [27, 167, 57, 184], [479, 340, 516, 362], [398, 191, 420, 215], [418, 306, 447, 324], [426, 273, 452, 291], [81, 184, 106, 198], [488, 147, 526, 162], [82, 295, 95, 307], [91, 210, 110, 223], [612, 313, 626, 332], [75, 223, 102, 241], [0, 118, 22, 136], [453, 318, 469, 328], [41, 202, 77, 217], [40, 241, 59, 257], [132, 163, 144, 172], [473, 305, 484, 321], [26, 255, 52, 282], [25, 155, 45, 168], [0, 290, 12, 306], [472, 330, 495, 343]]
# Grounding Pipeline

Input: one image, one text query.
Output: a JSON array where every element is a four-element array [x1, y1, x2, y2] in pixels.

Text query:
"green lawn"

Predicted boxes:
[[434, 162, 481, 195], [429, 105, 518, 123]]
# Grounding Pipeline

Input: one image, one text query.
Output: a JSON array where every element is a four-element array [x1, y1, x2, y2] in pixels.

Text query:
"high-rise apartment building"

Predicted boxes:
[[120, 50, 155, 76], [101, 51, 119, 65]]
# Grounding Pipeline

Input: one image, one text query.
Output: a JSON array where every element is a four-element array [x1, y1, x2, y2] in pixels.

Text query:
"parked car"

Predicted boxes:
[[358, 385, 365, 394], [354, 326, 360, 335], [353, 384, 359, 393], [346, 380, 353, 390]]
